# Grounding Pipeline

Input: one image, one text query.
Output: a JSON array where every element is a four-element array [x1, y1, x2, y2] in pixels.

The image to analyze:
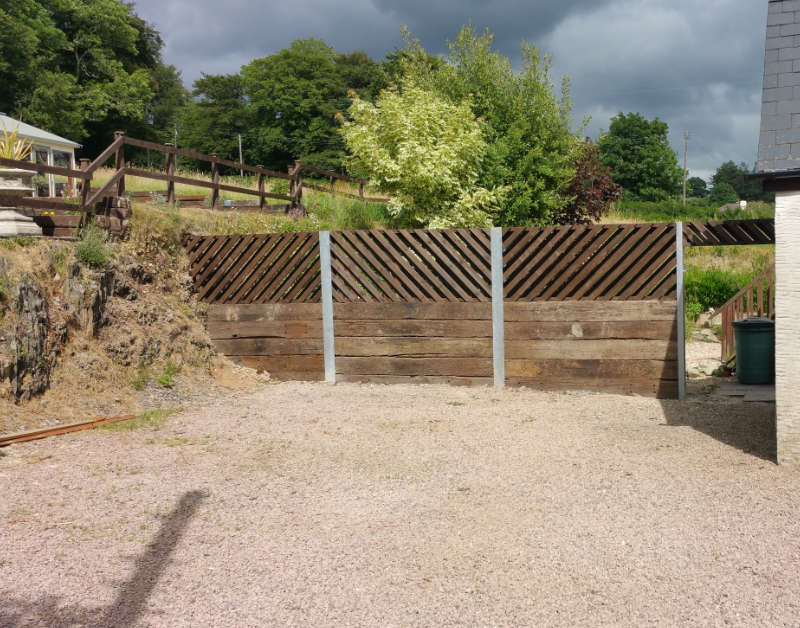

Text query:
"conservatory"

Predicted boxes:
[[0, 113, 81, 198]]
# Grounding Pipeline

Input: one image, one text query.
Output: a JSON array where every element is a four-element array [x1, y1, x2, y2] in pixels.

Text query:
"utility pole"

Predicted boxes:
[[682, 130, 689, 206], [238, 134, 244, 177]]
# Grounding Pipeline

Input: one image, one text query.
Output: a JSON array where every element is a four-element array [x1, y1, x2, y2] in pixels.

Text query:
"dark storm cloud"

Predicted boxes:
[[131, 0, 769, 182]]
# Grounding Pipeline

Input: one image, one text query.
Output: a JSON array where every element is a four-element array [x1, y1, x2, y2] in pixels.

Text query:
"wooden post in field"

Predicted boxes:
[[257, 166, 265, 212], [294, 160, 302, 212], [79, 158, 91, 212], [358, 180, 365, 201], [210, 153, 220, 210], [165, 143, 176, 208], [114, 131, 125, 197], [329, 175, 335, 193], [238, 134, 244, 177]]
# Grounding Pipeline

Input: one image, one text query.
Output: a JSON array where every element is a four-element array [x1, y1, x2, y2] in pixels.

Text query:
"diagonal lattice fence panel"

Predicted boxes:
[[683, 219, 774, 246], [184, 233, 321, 303], [329, 228, 492, 302], [503, 223, 677, 301]]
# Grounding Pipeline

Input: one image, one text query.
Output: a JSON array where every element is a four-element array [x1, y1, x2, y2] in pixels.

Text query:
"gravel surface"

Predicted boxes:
[[0, 380, 797, 627]]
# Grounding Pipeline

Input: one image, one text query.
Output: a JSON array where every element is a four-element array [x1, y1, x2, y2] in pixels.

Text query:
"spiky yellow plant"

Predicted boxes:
[[0, 119, 32, 162]]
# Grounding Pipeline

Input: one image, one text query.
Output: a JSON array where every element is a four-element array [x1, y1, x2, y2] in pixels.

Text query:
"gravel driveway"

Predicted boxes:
[[1, 381, 797, 627]]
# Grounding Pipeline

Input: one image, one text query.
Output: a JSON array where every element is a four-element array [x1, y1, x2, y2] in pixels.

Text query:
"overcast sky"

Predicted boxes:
[[131, 0, 768, 183]]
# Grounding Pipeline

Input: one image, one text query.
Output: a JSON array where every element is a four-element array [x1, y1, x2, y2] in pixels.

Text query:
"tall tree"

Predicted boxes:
[[711, 161, 763, 200], [176, 73, 250, 165], [598, 112, 682, 201], [242, 39, 346, 171], [0, 0, 186, 156], [687, 176, 708, 198]]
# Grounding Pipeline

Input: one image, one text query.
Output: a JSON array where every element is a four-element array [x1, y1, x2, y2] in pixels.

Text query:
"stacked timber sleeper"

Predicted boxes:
[[189, 224, 680, 398]]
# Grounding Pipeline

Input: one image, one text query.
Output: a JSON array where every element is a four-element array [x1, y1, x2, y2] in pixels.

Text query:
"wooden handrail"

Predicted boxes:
[[125, 167, 293, 203], [301, 181, 389, 203], [122, 136, 294, 180], [718, 264, 775, 361], [86, 168, 125, 208], [0, 156, 88, 179], [296, 162, 358, 182], [85, 135, 125, 174]]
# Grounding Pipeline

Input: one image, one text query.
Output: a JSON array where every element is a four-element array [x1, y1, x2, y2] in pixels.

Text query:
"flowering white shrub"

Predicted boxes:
[[339, 85, 505, 228]]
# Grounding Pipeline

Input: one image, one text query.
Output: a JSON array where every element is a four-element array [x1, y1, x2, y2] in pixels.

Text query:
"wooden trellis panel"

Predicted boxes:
[[503, 223, 677, 301], [184, 233, 321, 303], [329, 228, 492, 302], [683, 219, 775, 246]]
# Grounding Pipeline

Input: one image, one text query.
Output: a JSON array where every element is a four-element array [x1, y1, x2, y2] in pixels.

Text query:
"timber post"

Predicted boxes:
[[210, 153, 220, 210], [79, 158, 91, 213], [165, 143, 176, 208], [257, 166, 265, 212], [113, 131, 125, 197]]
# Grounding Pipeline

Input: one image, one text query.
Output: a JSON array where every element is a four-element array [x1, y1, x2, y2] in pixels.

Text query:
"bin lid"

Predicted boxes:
[[732, 316, 774, 329]]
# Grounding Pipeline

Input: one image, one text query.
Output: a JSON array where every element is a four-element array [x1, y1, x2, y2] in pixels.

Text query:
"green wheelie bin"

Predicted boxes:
[[732, 317, 775, 385]]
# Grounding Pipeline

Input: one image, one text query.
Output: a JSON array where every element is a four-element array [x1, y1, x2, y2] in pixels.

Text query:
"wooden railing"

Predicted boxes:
[[0, 132, 388, 219], [719, 264, 775, 361]]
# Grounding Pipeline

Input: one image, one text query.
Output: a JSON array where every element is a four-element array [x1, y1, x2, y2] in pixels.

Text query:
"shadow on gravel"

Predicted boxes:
[[0, 489, 206, 627], [660, 397, 777, 462]]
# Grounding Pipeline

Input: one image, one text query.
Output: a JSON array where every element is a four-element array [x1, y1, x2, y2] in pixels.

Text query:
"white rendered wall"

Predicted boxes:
[[776, 190, 800, 465]]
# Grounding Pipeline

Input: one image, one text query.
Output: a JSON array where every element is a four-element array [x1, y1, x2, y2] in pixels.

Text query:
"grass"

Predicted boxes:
[[76, 226, 109, 269], [157, 360, 180, 388], [100, 407, 183, 432], [131, 364, 150, 390], [127, 185, 391, 257], [0, 236, 37, 250], [603, 198, 774, 223], [51, 248, 67, 276]]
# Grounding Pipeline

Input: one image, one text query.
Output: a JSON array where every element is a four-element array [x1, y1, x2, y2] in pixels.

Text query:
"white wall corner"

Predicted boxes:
[[775, 191, 800, 464]]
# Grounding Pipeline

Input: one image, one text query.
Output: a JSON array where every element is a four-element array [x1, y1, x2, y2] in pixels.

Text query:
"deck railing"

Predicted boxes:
[[719, 264, 775, 361], [0, 132, 389, 219]]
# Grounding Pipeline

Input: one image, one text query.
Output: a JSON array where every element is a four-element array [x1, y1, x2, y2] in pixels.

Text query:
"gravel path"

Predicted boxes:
[[0, 381, 797, 627]]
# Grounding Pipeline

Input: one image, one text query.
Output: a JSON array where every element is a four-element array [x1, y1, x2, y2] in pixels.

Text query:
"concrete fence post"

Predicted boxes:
[[319, 231, 336, 383], [676, 221, 686, 400], [491, 226, 505, 388]]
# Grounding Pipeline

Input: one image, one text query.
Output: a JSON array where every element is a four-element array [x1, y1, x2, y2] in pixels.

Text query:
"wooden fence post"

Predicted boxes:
[[114, 131, 125, 197], [676, 221, 686, 400], [491, 226, 505, 388], [257, 166, 265, 212], [165, 143, 176, 208], [79, 158, 91, 213], [358, 180, 364, 201], [294, 160, 303, 212], [210, 153, 220, 209]]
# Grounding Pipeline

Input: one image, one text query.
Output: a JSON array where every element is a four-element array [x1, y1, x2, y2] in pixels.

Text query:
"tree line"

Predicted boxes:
[[0, 1, 767, 227]]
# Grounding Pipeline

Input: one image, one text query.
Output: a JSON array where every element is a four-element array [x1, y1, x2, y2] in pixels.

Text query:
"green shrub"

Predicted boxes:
[[157, 360, 180, 388], [76, 227, 109, 268], [612, 198, 775, 223], [709, 182, 739, 205], [685, 268, 750, 311], [685, 300, 703, 329]]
